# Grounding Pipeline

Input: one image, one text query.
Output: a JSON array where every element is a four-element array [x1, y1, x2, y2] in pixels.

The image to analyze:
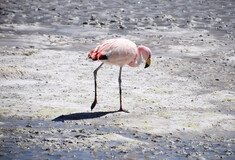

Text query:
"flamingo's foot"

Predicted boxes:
[[118, 108, 129, 113], [91, 99, 97, 111]]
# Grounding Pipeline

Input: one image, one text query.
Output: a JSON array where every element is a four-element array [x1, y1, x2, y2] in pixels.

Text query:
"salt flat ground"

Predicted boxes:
[[0, 0, 234, 159]]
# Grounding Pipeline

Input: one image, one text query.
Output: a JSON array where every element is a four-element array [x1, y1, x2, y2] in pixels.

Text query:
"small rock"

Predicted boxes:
[[110, 19, 117, 23], [71, 129, 77, 132], [26, 124, 32, 128], [175, 138, 182, 142], [100, 22, 105, 25], [90, 14, 96, 21], [35, 131, 40, 135], [119, 24, 125, 29], [75, 134, 87, 138], [225, 150, 233, 155], [89, 21, 98, 26], [79, 129, 86, 133], [186, 153, 191, 158], [83, 21, 88, 25]]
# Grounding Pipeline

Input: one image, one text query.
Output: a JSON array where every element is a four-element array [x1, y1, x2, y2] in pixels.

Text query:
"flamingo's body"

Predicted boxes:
[[88, 38, 152, 112]]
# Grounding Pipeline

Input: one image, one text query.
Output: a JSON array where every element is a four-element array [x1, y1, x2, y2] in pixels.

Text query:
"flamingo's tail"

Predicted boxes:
[[88, 50, 108, 62]]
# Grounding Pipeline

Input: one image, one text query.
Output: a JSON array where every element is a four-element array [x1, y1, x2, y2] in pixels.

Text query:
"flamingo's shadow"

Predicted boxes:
[[52, 110, 120, 122]]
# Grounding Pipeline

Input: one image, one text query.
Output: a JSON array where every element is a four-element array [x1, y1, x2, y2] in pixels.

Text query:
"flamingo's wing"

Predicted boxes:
[[89, 39, 137, 66], [88, 39, 116, 61]]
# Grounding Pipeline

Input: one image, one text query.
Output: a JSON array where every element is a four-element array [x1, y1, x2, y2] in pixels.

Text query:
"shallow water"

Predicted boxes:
[[1, 0, 234, 39], [1, 117, 234, 159]]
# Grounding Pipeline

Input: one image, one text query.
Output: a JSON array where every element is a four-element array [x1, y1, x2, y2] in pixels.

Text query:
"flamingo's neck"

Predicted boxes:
[[128, 47, 143, 67]]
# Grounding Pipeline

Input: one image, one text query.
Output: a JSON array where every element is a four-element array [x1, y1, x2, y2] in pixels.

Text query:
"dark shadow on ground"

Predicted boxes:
[[52, 110, 120, 122]]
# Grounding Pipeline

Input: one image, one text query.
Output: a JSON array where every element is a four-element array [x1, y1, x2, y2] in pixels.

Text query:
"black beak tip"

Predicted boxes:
[[145, 63, 150, 68]]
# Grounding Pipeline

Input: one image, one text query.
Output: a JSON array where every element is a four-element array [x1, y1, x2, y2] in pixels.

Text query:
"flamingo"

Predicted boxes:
[[88, 38, 152, 112]]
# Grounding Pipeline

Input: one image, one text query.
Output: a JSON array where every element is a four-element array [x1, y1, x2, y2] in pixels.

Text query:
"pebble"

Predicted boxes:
[[90, 14, 96, 21], [225, 150, 233, 155], [26, 124, 32, 128]]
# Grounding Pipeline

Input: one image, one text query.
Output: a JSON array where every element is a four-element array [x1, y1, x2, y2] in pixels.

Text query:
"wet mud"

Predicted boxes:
[[1, 117, 234, 159]]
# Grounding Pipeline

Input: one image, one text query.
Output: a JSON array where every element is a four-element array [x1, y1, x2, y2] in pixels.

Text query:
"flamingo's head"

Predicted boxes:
[[138, 45, 152, 68], [144, 55, 151, 68]]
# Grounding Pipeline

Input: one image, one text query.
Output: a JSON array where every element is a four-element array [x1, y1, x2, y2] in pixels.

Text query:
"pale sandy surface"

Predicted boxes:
[[0, 0, 235, 159]]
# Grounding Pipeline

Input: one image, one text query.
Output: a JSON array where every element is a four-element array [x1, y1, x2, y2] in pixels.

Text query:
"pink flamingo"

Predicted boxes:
[[88, 38, 152, 112]]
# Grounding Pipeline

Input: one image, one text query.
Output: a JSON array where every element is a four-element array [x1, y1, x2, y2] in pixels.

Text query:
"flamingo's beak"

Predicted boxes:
[[145, 57, 151, 68]]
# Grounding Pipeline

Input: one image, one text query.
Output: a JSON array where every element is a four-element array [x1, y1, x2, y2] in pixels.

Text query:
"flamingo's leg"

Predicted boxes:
[[91, 63, 104, 111], [118, 67, 129, 113]]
